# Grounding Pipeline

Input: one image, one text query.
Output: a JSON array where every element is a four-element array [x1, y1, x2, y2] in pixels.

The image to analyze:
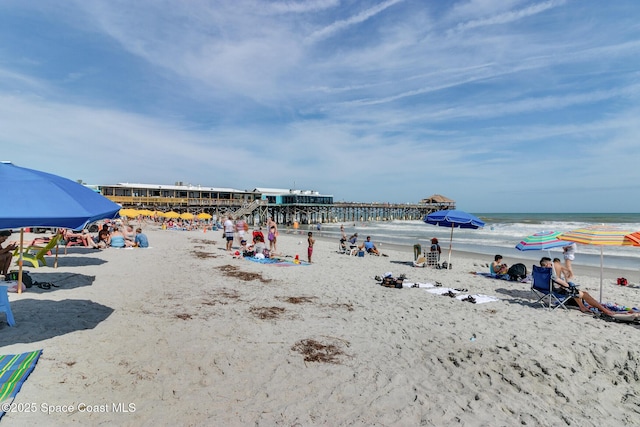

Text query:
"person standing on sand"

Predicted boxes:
[[223, 215, 235, 252], [563, 242, 577, 279], [268, 225, 278, 254], [307, 232, 315, 263]]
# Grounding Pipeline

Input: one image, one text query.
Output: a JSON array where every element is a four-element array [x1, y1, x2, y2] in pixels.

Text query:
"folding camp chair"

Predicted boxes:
[[426, 252, 439, 267], [413, 244, 425, 267], [531, 265, 573, 310]]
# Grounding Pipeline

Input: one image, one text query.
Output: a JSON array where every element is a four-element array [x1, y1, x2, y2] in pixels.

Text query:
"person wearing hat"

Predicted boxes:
[[430, 238, 441, 262], [0, 230, 18, 276]]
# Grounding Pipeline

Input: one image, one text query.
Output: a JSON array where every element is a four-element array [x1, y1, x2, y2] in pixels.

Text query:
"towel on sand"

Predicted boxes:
[[425, 288, 499, 304], [0, 350, 42, 419], [401, 282, 434, 288]]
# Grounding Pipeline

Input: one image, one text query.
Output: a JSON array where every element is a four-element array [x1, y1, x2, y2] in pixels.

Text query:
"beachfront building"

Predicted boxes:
[[98, 182, 264, 221], [255, 188, 334, 225], [97, 183, 455, 224]]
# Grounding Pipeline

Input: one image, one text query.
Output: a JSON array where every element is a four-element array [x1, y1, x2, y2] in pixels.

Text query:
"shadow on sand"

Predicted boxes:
[[0, 299, 114, 345], [25, 272, 96, 292]]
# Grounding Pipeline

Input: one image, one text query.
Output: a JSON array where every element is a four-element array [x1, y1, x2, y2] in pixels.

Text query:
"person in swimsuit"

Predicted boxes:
[[307, 232, 315, 263], [108, 226, 131, 248]]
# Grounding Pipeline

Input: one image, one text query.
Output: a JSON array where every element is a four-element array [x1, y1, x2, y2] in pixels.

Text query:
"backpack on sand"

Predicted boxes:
[[507, 263, 527, 281]]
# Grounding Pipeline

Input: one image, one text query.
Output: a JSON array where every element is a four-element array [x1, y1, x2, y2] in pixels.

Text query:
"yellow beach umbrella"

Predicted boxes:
[[138, 209, 154, 217], [163, 211, 180, 219], [197, 212, 212, 220], [119, 208, 138, 218], [180, 212, 194, 220]]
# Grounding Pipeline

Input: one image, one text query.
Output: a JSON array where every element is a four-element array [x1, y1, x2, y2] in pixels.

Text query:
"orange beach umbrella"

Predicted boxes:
[[625, 231, 640, 245]]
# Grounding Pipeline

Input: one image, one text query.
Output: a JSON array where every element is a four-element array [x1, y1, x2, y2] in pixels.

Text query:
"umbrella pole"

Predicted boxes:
[[17, 228, 24, 294], [599, 247, 604, 303], [447, 224, 454, 267]]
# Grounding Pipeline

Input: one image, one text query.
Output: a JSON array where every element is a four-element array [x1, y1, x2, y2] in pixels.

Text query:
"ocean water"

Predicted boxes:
[[300, 213, 640, 271]]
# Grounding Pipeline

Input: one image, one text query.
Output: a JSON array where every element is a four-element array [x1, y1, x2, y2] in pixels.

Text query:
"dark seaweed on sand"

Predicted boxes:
[[292, 339, 349, 364], [250, 306, 285, 320]]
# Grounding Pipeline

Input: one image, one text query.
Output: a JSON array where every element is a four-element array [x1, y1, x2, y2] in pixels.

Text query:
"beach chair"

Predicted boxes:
[[61, 230, 89, 254], [346, 241, 358, 256], [427, 251, 439, 267], [13, 234, 61, 268], [0, 285, 15, 326], [413, 244, 425, 267], [531, 265, 572, 310]]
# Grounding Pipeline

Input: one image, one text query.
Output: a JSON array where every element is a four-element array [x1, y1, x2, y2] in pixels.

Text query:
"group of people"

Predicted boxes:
[[491, 242, 577, 279], [339, 225, 384, 256], [488, 243, 617, 316], [225, 215, 279, 256], [64, 223, 149, 249], [0, 223, 150, 277]]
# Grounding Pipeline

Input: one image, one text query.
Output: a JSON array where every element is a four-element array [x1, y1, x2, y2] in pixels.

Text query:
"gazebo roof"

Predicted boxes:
[[420, 194, 455, 204]]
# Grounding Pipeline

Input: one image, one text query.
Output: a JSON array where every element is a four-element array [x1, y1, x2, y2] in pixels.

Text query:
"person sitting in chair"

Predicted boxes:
[[539, 257, 615, 316], [0, 230, 17, 276], [359, 236, 380, 255], [62, 228, 100, 249]]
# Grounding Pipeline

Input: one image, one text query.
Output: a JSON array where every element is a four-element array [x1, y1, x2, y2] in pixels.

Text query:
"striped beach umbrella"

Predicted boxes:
[[559, 225, 638, 302], [624, 231, 640, 245], [515, 231, 567, 251]]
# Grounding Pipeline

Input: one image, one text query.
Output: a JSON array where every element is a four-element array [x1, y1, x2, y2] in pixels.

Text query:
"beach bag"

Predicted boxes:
[[5, 270, 33, 288], [381, 276, 403, 289], [617, 277, 628, 286], [508, 263, 527, 281]]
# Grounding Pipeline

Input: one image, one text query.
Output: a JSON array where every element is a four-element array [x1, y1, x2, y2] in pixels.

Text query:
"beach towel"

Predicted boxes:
[[455, 294, 500, 304], [401, 282, 435, 288], [0, 350, 42, 419], [245, 257, 309, 267], [425, 288, 499, 304]]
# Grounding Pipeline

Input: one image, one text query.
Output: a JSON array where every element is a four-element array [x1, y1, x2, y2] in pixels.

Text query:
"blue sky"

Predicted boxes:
[[2, 0, 640, 213]]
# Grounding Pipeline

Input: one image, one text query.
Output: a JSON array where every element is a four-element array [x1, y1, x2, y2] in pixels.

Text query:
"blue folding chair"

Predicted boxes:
[[531, 265, 573, 310], [0, 286, 16, 326]]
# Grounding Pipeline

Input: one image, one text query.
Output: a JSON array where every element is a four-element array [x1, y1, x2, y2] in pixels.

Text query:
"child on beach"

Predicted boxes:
[[268, 225, 277, 254], [134, 228, 149, 248], [307, 232, 315, 263]]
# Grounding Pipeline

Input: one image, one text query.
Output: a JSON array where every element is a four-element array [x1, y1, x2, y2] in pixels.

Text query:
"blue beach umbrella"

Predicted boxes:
[[0, 161, 121, 292], [423, 209, 485, 266], [0, 162, 120, 230]]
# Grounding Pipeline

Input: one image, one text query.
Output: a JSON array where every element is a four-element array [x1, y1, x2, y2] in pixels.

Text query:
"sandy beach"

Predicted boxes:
[[1, 225, 639, 426]]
